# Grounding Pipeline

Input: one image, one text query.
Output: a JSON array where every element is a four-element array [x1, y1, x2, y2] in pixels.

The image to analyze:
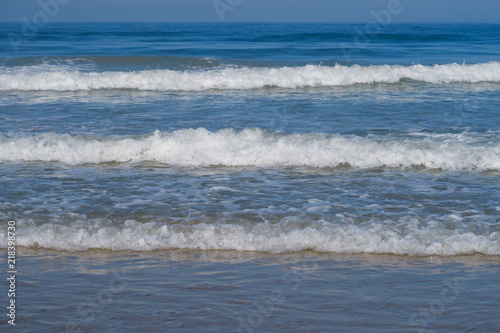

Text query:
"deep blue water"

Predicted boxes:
[[0, 23, 499, 255], [2, 23, 500, 65]]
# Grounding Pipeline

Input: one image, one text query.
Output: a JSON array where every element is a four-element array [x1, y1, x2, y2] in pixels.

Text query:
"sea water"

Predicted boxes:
[[0, 23, 499, 331], [1, 23, 499, 255]]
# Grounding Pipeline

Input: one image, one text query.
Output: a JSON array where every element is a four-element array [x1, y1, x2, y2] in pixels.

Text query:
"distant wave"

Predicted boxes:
[[1, 62, 500, 91], [2, 218, 499, 255], [1, 128, 499, 170]]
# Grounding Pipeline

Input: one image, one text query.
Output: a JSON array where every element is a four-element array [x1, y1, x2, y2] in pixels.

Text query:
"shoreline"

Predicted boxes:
[[12, 248, 500, 332]]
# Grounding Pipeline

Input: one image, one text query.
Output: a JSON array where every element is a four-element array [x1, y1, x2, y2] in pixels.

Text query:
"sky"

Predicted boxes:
[[1, 0, 500, 23]]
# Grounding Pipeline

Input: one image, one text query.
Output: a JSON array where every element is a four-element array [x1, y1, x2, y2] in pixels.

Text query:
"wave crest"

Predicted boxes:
[[1, 129, 499, 170], [1, 62, 500, 91], [2, 218, 499, 255]]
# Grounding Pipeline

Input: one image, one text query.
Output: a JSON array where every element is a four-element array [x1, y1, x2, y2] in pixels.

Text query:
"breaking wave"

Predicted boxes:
[[1, 62, 500, 91], [2, 218, 499, 255], [1, 128, 499, 170]]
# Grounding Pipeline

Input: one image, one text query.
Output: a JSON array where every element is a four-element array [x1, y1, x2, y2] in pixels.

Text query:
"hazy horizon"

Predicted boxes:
[[1, 0, 499, 23]]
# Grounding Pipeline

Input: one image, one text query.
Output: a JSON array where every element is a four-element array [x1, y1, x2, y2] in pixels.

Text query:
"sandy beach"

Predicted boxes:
[[14, 248, 500, 332]]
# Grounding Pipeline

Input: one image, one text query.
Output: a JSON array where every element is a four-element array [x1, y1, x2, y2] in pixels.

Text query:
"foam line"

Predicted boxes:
[[1, 62, 500, 91], [2, 219, 499, 255], [1, 129, 499, 170]]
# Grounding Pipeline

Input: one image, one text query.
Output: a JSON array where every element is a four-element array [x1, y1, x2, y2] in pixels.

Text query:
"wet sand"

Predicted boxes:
[[12, 249, 500, 332]]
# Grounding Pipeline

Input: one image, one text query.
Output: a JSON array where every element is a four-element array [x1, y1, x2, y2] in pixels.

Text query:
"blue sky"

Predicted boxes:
[[1, 0, 500, 23]]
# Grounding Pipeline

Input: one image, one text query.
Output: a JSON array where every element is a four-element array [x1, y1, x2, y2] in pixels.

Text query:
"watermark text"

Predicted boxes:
[[6, 221, 17, 326]]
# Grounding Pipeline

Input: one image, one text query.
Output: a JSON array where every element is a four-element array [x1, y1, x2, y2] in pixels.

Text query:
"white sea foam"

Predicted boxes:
[[1, 219, 498, 255], [1, 62, 500, 91], [1, 129, 499, 170]]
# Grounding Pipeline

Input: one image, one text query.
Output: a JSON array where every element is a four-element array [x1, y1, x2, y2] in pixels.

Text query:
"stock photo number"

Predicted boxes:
[[6, 220, 17, 326]]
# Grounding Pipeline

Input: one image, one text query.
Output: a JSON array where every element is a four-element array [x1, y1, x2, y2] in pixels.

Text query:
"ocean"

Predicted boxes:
[[1, 22, 499, 332]]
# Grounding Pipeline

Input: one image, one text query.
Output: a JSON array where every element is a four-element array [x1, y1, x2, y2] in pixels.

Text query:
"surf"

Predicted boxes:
[[1, 128, 499, 170], [1, 62, 500, 91]]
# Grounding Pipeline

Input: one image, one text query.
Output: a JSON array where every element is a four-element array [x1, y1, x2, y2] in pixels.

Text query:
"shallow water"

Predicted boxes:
[[16, 249, 500, 332]]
